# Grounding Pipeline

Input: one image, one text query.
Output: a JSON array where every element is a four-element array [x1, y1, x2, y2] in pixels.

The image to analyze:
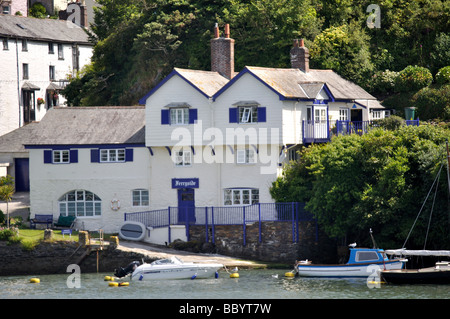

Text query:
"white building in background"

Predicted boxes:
[[21, 24, 384, 233], [0, 13, 93, 136]]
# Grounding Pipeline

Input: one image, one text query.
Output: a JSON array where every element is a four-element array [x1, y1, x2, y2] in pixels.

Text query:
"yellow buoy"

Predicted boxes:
[[108, 282, 119, 287], [285, 272, 295, 278], [230, 273, 239, 278], [104, 276, 114, 281], [119, 282, 129, 287], [30, 278, 40, 283]]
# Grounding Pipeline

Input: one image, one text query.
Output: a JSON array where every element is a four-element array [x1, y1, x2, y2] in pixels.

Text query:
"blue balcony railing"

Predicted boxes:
[[303, 119, 420, 143]]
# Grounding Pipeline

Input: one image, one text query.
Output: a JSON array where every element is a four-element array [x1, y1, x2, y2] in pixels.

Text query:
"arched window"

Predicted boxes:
[[58, 190, 101, 217]]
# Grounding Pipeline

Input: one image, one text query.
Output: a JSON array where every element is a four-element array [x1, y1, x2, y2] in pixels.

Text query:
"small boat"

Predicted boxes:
[[114, 257, 223, 280], [380, 250, 450, 284], [295, 247, 405, 277]]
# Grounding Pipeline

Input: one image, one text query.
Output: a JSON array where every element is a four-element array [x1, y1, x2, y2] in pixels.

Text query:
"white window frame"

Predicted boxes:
[[58, 43, 64, 60], [170, 108, 189, 125], [236, 149, 255, 164], [174, 149, 192, 166], [224, 188, 259, 206], [58, 190, 102, 217], [100, 149, 125, 162], [372, 110, 382, 120], [238, 106, 258, 123], [132, 189, 149, 207], [53, 150, 70, 163], [339, 108, 349, 121]]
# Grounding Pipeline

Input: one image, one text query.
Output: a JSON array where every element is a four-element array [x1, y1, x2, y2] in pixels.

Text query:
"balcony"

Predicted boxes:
[[302, 119, 420, 144]]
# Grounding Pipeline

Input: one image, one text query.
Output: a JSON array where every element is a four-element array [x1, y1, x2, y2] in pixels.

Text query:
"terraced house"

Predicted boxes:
[[0, 13, 93, 136], [23, 25, 386, 237]]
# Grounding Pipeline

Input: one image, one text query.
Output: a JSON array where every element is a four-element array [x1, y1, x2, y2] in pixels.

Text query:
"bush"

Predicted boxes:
[[413, 85, 450, 120], [436, 66, 450, 85], [374, 115, 405, 130], [29, 3, 47, 19], [395, 65, 433, 92], [369, 70, 398, 94]]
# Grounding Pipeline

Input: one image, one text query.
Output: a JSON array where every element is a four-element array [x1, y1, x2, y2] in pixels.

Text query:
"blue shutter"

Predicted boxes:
[[70, 150, 78, 163], [90, 149, 99, 163], [125, 148, 134, 162], [161, 109, 170, 125], [43, 150, 52, 163], [229, 108, 237, 123], [189, 109, 198, 124], [258, 107, 266, 122]]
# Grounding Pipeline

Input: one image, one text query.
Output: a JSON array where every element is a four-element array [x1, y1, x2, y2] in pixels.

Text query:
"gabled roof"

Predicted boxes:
[[213, 66, 377, 103], [0, 123, 40, 153], [138, 68, 229, 105], [0, 14, 91, 44], [24, 107, 145, 147]]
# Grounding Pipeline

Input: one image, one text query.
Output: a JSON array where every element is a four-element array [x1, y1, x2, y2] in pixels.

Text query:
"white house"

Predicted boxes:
[[24, 24, 385, 233], [0, 14, 93, 136]]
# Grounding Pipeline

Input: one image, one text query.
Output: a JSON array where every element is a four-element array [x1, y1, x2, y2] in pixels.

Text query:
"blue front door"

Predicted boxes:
[[14, 158, 29, 192], [177, 188, 195, 224]]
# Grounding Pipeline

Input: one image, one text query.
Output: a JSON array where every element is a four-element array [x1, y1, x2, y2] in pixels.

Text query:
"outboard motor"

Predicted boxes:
[[114, 261, 140, 278]]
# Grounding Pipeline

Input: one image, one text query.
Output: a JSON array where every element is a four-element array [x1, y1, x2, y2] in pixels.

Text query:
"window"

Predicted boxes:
[[58, 43, 64, 59], [236, 149, 255, 164], [22, 63, 28, 79], [239, 106, 258, 123], [49, 66, 55, 81], [58, 190, 102, 217], [48, 42, 54, 54], [53, 150, 70, 163], [170, 108, 189, 125], [22, 39, 28, 51], [100, 149, 125, 162], [339, 109, 349, 121], [229, 105, 266, 123], [224, 188, 259, 206], [372, 110, 382, 120], [356, 251, 379, 262], [174, 149, 192, 166], [3, 38, 8, 50], [2, 6, 10, 14], [132, 189, 149, 206]]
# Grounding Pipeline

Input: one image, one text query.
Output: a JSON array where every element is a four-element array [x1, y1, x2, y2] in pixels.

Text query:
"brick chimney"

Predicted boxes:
[[290, 39, 309, 72], [211, 23, 235, 79]]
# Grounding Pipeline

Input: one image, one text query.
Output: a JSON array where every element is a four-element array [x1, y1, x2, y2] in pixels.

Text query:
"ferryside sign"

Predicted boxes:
[[172, 178, 199, 189]]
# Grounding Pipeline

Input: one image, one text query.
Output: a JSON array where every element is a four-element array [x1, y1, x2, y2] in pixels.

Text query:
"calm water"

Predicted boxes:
[[0, 269, 449, 299]]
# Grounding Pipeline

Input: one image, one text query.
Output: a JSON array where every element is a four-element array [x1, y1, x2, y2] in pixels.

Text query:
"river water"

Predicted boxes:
[[1, 269, 449, 299]]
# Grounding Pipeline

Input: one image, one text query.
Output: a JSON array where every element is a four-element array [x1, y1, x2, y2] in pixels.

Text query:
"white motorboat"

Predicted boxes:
[[114, 257, 223, 280]]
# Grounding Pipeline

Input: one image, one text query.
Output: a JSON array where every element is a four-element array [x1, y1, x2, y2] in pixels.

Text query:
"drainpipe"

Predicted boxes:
[[15, 37, 21, 128]]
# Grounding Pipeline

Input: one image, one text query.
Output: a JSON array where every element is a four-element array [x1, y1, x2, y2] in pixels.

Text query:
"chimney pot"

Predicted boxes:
[[299, 39, 305, 47], [224, 24, 230, 38], [214, 23, 219, 38]]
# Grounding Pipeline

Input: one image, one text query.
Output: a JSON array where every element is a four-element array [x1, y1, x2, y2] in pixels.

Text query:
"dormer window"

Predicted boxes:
[[229, 101, 266, 124], [170, 108, 189, 125]]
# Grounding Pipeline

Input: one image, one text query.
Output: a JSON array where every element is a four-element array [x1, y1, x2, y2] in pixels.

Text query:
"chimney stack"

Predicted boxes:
[[290, 38, 309, 72], [211, 23, 235, 79]]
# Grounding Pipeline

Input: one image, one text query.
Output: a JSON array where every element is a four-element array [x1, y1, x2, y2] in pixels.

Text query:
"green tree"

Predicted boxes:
[[271, 126, 450, 249], [0, 176, 15, 228]]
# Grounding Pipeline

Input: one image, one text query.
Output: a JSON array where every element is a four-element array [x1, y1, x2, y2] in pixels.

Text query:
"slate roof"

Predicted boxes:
[[0, 123, 40, 153], [216, 66, 379, 103], [138, 68, 229, 104], [0, 14, 91, 44], [24, 107, 145, 146]]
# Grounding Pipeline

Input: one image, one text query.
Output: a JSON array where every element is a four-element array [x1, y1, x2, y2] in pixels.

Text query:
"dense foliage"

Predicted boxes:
[[270, 125, 450, 249], [63, 0, 450, 106]]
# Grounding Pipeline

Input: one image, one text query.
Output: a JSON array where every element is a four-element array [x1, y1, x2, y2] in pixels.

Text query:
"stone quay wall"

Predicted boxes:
[[189, 221, 337, 264]]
